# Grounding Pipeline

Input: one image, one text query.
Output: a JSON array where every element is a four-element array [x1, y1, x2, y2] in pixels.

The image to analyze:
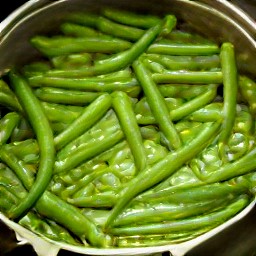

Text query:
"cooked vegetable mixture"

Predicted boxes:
[[0, 7, 256, 248]]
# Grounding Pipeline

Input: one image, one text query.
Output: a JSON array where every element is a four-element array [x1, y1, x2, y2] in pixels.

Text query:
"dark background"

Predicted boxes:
[[0, 1, 256, 256]]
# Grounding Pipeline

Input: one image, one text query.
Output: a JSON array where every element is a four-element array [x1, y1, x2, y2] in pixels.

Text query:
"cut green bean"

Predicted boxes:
[[133, 59, 181, 149]]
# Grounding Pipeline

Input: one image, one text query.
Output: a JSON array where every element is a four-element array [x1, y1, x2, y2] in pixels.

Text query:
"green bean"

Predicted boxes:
[[115, 230, 207, 247], [218, 42, 238, 160], [54, 129, 124, 174], [169, 84, 218, 121], [44, 16, 169, 77], [50, 53, 92, 69], [104, 121, 221, 228], [113, 197, 234, 227], [21, 61, 51, 78], [96, 16, 144, 41], [30, 36, 132, 57], [101, 8, 161, 29], [191, 146, 256, 183], [8, 71, 55, 220], [135, 86, 217, 124], [10, 116, 34, 142], [112, 91, 147, 173], [19, 211, 79, 245], [60, 22, 102, 37], [29, 69, 133, 86], [148, 39, 220, 55], [68, 193, 119, 208], [54, 93, 112, 150], [145, 53, 220, 71], [133, 59, 181, 149], [142, 57, 166, 73], [165, 30, 214, 44], [152, 71, 223, 84], [158, 84, 212, 99], [29, 75, 140, 96], [0, 112, 20, 145], [34, 87, 103, 105], [64, 12, 99, 27], [40, 102, 83, 124], [185, 102, 223, 122], [0, 80, 23, 113], [109, 195, 249, 235], [239, 75, 256, 116], [136, 176, 250, 204], [5, 139, 39, 164]]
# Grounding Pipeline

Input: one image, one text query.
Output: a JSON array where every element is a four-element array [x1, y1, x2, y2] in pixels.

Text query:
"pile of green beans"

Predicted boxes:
[[0, 7, 256, 249]]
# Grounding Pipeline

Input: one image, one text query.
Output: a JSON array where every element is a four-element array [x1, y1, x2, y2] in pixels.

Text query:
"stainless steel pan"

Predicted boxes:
[[0, 1, 255, 255]]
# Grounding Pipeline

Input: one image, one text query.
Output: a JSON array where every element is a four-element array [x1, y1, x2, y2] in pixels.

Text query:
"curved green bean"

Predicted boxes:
[[8, 71, 55, 220]]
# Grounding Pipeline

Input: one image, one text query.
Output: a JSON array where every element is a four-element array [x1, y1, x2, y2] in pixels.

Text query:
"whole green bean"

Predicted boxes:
[[218, 42, 238, 160], [152, 71, 223, 84], [104, 121, 221, 228], [109, 195, 249, 235], [44, 16, 170, 77], [29, 76, 140, 96], [34, 87, 103, 105], [145, 53, 220, 71], [102, 8, 161, 29], [112, 91, 147, 173], [30, 36, 132, 57], [133, 59, 181, 149], [8, 71, 55, 220], [54, 93, 112, 150], [136, 176, 250, 204], [148, 39, 220, 55], [96, 16, 144, 41], [113, 197, 234, 227]]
